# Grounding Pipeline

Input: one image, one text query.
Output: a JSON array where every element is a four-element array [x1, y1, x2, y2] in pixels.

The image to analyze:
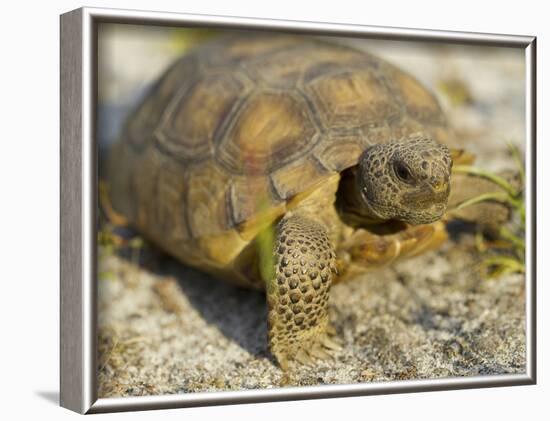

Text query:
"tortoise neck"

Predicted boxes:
[[335, 166, 386, 227]]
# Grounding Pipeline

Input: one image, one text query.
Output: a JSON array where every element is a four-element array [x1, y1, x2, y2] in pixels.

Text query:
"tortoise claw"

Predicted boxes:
[[295, 348, 313, 366], [310, 343, 333, 360], [325, 324, 337, 336], [321, 335, 343, 351]]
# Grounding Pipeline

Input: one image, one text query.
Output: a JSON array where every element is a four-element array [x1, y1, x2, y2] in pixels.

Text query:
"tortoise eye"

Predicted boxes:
[[394, 162, 413, 183]]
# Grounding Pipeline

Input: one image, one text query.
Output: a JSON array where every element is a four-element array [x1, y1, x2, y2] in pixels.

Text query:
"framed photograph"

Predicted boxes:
[[60, 7, 536, 414]]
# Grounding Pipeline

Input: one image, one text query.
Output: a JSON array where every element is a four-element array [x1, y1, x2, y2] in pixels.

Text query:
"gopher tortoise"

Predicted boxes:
[[107, 34, 505, 369]]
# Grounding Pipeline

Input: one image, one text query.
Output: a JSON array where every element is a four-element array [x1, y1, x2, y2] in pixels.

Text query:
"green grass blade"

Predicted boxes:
[[482, 255, 525, 275], [452, 191, 515, 211], [507, 141, 525, 185]]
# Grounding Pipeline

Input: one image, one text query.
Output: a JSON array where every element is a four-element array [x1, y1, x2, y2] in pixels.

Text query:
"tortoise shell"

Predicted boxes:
[[108, 34, 456, 284]]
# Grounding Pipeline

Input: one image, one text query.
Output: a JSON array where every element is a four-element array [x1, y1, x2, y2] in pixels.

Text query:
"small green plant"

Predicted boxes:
[[98, 222, 147, 279], [452, 142, 525, 278]]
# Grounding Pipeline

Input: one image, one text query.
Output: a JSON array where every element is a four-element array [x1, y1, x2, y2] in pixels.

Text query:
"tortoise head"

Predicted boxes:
[[357, 135, 452, 225]]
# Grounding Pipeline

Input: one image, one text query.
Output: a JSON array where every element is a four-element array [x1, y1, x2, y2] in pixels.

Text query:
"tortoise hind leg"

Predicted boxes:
[[266, 213, 340, 370], [447, 149, 513, 231], [445, 171, 513, 232]]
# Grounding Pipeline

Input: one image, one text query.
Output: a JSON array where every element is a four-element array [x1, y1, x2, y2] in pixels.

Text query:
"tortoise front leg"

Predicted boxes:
[[267, 213, 340, 370], [335, 221, 448, 282]]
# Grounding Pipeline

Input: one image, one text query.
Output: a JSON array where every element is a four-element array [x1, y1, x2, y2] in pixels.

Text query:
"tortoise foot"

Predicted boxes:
[[266, 213, 340, 370], [272, 324, 343, 371]]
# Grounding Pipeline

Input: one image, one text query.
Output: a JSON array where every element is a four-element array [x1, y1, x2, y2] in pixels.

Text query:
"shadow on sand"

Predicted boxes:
[[118, 245, 273, 361]]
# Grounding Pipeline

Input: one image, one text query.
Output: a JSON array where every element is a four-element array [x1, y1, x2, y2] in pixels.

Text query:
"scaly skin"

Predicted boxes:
[[267, 213, 340, 370], [355, 135, 453, 225]]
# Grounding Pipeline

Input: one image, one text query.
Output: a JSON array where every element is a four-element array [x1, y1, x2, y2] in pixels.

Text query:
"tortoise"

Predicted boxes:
[[107, 34, 507, 369]]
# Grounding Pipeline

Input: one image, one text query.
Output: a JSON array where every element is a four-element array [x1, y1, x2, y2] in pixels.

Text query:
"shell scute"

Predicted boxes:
[[185, 161, 233, 238], [156, 71, 251, 161], [216, 90, 321, 175], [305, 69, 402, 131], [387, 66, 445, 125], [125, 56, 197, 151]]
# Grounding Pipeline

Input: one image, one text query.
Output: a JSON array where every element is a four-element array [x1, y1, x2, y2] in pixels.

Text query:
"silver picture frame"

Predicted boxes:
[[60, 6, 537, 414]]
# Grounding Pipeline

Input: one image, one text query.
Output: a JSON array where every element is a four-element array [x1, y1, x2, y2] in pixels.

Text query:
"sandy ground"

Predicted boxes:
[[97, 236, 525, 397], [97, 26, 526, 398]]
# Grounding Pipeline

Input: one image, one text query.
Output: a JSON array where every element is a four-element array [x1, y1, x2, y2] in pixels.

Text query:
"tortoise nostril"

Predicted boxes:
[[432, 203, 446, 213], [430, 176, 448, 192]]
